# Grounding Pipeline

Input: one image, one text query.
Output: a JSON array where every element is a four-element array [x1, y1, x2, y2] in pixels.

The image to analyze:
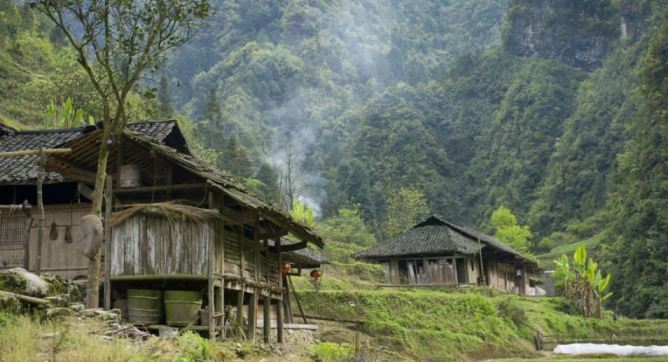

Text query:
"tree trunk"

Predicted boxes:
[[86, 133, 111, 308]]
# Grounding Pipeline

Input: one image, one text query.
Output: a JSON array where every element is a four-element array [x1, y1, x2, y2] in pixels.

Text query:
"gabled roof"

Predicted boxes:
[[18, 121, 322, 248], [0, 120, 185, 185], [357, 215, 535, 265], [355, 221, 482, 258]]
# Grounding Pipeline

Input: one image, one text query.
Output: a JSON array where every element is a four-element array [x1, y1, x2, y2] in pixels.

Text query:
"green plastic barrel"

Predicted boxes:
[[164, 290, 202, 326], [127, 289, 162, 324]]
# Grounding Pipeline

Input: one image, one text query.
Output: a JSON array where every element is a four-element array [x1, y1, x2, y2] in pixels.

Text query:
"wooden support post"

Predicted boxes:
[[276, 238, 284, 342], [35, 171, 44, 275], [236, 289, 244, 337], [288, 275, 308, 324], [283, 273, 294, 324], [253, 218, 259, 283], [263, 295, 270, 344], [208, 192, 216, 340], [248, 291, 257, 340], [216, 283, 224, 339], [103, 176, 112, 310], [217, 200, 226, 339], [276, 299, 284, 343], [22, 201, 33, 270]]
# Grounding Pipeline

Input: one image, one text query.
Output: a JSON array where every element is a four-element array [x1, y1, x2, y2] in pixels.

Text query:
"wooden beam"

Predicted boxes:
[[47, 157, 96, 183], [0, 148, 71, 157], [220, 206, 255, 226], [269, 241, 306, 253], [112, 182, 206, 194]]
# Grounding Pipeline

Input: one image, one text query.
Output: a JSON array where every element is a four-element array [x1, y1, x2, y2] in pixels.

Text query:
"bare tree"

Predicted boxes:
[[34, 0, 211, 308], [278, 142, 299, 209]]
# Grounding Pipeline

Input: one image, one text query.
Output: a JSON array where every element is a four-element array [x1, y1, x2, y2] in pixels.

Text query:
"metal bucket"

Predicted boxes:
[[164, 290, 202, 327], [127, 289, 162, 324]]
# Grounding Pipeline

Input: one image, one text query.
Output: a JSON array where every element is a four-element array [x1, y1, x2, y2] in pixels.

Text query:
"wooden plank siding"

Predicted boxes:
[[110, 213, 282, 289], [111, 215, 210, 276], [0, 204, 91, 280]]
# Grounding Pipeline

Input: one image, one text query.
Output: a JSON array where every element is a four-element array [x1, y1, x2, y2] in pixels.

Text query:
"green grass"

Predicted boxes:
[[293, 275, 668, 361]]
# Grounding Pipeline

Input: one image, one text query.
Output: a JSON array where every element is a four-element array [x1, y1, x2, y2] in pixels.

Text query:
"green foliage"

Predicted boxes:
[[310, 342, 354, 362], [602, 9, 668, 318], [42, 98, 92, 128], [553, 246, 612, 318], [491, 206, 533, 253], [382, 187, 429, 238], [318, 206, 376, 247], [289, 199, 315, 228], [176, 331, 213, 362]]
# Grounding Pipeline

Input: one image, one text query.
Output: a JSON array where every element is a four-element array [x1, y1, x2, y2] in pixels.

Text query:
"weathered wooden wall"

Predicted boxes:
[[220, 229, 279, 286], [0, 204, 90, 280], [111, 214, 210, 276], [487, 261, 518, 293]]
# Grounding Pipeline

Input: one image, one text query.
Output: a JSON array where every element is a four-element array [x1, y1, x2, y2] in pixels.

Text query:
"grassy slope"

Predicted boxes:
[[291, 273, 668, 361]]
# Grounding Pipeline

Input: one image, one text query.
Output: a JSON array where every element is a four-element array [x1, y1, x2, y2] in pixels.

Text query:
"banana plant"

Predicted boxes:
[[289, 199, 315, 228], [554, 254, 573, 297], [42, 98, 92, 129]]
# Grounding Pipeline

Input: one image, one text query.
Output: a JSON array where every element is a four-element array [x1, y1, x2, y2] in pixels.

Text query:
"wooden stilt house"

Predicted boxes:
[[0, 120, 325, 342], [356, 216, 538, 295]]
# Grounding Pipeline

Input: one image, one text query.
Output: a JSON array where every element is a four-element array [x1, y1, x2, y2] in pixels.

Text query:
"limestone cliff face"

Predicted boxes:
[[501, 0, 620, 71]]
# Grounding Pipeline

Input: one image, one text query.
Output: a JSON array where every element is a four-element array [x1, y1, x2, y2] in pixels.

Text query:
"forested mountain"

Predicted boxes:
[[165, 0, 667, 317], [0, 0, 665, 317]]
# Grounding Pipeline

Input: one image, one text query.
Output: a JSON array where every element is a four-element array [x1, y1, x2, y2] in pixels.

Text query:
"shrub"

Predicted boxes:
[[497, 298, 526, 327], [311, 342, 354, 361], [176, 331, 212, 362]]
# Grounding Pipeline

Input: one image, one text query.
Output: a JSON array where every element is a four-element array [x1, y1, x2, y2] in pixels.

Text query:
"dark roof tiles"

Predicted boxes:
[[0, 121, 180, 185]]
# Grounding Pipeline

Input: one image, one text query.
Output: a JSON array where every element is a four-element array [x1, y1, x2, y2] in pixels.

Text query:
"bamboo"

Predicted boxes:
[[0, 148, 72, 157]]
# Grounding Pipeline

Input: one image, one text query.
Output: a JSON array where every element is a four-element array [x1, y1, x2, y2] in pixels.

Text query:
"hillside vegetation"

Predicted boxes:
[[1, 0, 666, 318]]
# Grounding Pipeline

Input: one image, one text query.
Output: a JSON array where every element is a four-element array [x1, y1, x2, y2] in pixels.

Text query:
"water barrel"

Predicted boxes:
[[164, 290, 203, 326], [119, 164, 141, 188], [127, 289, 162, 324]]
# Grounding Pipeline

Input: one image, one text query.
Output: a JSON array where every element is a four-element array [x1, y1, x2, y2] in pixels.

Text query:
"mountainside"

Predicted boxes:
[[165, 0, 667, 317], [1, 0, 666, 318]]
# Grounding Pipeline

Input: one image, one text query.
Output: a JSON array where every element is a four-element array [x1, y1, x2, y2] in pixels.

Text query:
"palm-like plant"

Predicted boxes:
[[554, 246, 612, 318]]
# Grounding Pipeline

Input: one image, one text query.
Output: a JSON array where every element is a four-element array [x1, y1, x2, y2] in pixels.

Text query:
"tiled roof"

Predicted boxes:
[[357, 215, 536, 265], [0, 127, 92, 184], [355, 223, 482, 258], [0, 120, 181, 185]]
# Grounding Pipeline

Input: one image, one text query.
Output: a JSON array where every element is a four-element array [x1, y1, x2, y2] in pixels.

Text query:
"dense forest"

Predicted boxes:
[[0, 0, 666, 318]]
